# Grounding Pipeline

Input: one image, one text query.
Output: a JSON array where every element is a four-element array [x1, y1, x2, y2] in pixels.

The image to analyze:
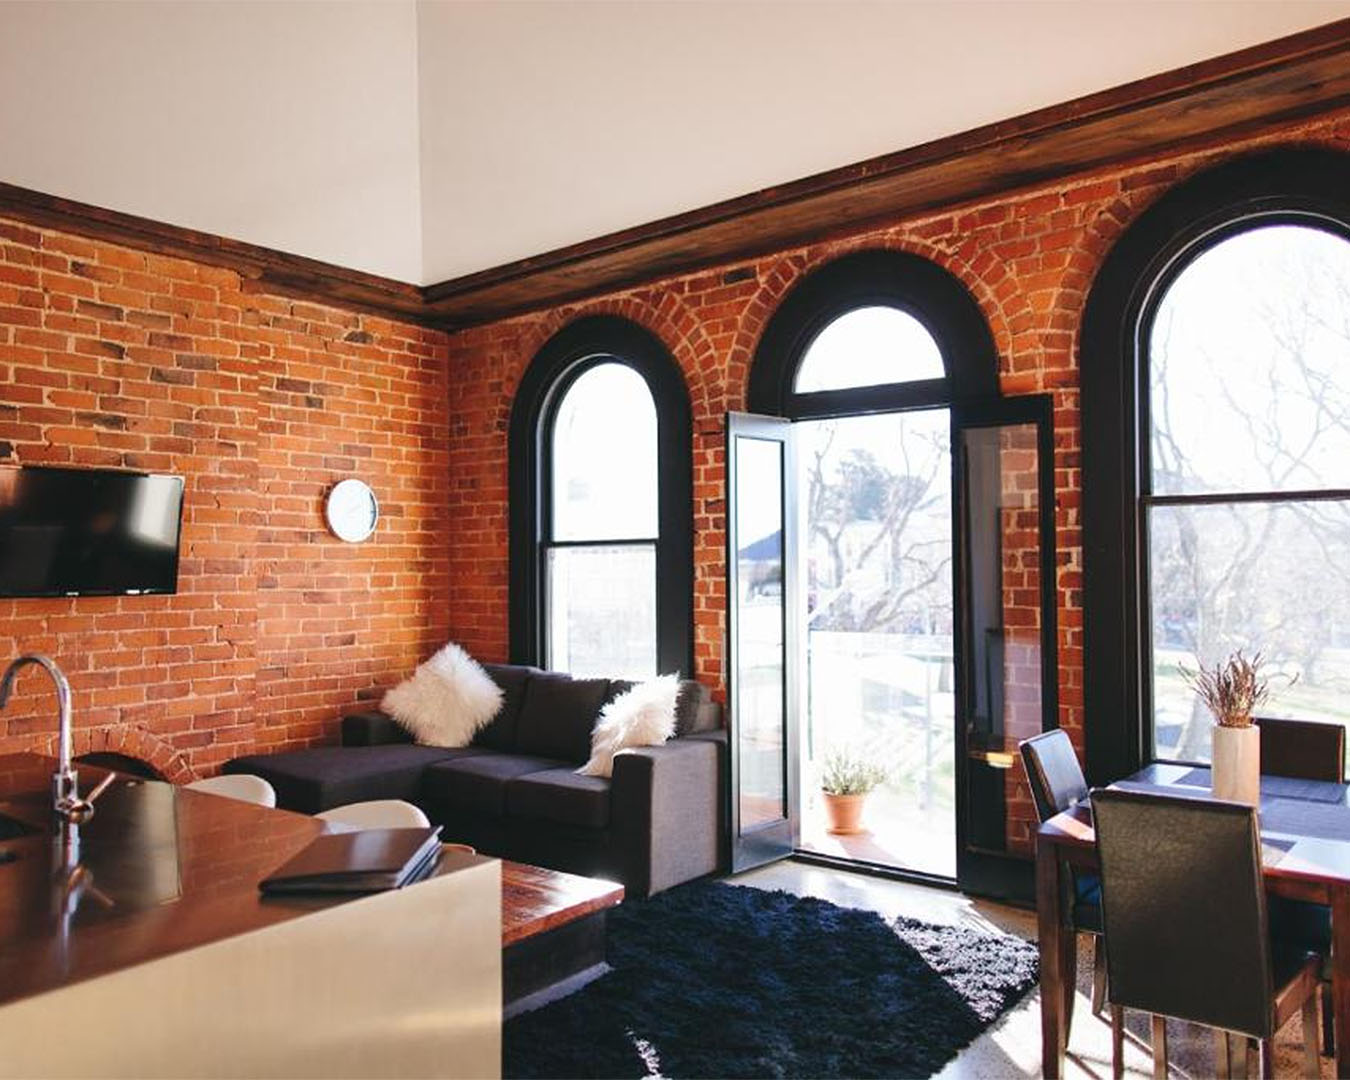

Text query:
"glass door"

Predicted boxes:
[[726, 412, 801, 872], [953, 395, 1059, 894]]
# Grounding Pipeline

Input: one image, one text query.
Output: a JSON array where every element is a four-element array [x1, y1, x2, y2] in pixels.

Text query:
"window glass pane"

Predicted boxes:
[[551, 363, 658, 540], [1150, 225, 1350, 496], [546, 544, 655, 679], [1149, 500, 1350, 762], [734, 436, 786, 830], [793, 306, 944, 393]]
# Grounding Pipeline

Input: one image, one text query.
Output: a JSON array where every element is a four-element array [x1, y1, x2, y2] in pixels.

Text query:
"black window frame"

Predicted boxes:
[[749, 250, 999, 417], [1081, 147, 1350, 784], [508, 315, 694, 677]]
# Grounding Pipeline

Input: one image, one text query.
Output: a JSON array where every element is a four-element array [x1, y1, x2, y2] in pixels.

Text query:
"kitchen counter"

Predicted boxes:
[[0, 753, 501, 1078]]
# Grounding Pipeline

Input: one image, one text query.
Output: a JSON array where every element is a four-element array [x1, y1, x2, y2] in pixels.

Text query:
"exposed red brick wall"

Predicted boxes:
[[0, 224, 449, 779], [443, 106, 1350, 856]]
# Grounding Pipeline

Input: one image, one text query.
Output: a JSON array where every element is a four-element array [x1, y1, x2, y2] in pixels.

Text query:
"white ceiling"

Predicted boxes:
[[0, 1, 423, 281], [3, 1, 1349, 287]]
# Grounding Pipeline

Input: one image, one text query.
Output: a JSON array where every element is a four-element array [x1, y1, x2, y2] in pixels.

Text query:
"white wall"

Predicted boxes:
[[417, 0, 1350, 282], [3, 1, 1350, 285], [0, 1, 423, 282]]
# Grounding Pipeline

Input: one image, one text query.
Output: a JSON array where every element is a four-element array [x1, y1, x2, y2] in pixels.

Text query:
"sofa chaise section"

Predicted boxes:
[[222, 743, 483, 815]]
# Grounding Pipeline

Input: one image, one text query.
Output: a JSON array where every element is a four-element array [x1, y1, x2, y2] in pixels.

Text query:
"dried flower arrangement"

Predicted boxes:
[[1178, 650, 1292, 728]]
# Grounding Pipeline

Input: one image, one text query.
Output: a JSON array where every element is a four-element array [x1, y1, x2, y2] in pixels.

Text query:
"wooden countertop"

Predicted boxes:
[[0, 752, 489, 1009]]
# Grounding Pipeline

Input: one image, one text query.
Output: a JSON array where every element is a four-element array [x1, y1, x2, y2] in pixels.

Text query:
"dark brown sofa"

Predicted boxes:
[[223, 664, 727, 897]]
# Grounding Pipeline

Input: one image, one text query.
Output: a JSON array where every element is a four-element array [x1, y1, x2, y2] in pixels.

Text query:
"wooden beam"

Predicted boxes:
[[0, 184, 427, 325], [422, 18, 1350, 329]]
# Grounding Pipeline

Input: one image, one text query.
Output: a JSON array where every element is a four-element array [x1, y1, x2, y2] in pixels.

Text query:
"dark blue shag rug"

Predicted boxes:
[[503, 880, 1038, 1079]]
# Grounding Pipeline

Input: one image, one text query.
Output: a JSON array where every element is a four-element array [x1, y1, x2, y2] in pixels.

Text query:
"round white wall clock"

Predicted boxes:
[[325, 479, 379, 543]]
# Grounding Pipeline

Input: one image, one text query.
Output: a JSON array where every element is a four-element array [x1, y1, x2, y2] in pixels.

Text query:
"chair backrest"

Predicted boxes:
[[1091, 787, 1274, 1038], [1019, 729, 1088, 823], [185, 773, 277, 808], [316, 799, 431, 831], [1254, 715, 1345, 782]]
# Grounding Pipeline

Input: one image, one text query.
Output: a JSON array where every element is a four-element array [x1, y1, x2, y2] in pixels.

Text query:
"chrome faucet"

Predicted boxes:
[[0, 654, 94, 824]]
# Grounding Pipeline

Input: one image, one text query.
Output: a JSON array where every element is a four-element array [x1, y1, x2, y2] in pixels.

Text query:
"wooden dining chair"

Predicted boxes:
[[1092, 787, 1321, 1080], [1255, 714, 1344, 1056], [1020, 729, 1106, 1036], [1256, 716, 1345, 783]]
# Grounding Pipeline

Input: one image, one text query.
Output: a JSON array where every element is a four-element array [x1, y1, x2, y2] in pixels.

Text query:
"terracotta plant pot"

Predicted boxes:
[[1211, 722, 1260, 806], [823, 792, 867, 835]]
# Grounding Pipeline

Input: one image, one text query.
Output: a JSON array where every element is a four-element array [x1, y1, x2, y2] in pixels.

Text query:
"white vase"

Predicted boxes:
[[1211, 723, 1260, 806]]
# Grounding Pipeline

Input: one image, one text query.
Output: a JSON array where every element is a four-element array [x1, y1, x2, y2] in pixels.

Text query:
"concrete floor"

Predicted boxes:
[[731, 859, 1331, 1079]]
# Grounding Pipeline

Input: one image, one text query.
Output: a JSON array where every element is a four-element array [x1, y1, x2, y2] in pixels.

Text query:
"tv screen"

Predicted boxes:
[[0, 466, 184, 598]]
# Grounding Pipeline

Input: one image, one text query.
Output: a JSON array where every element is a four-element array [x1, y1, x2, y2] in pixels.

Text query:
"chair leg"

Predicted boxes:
[[1152, 1014, 1168, 1080], [1111, 1005, 1125, 1080], [1062, 933, 1079, 1043], [1303, 992, 1322, 1079], [1091, 936, 1108, 1017], [1216, 1028, 1232, 1079], [1322, 982, 1335, 1058], [1259, 1035, 1274, 1080]]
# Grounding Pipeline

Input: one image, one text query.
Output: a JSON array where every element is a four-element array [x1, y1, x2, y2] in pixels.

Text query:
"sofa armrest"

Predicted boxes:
[[341, 710, 413, 747], [610, 734, 725, 898]]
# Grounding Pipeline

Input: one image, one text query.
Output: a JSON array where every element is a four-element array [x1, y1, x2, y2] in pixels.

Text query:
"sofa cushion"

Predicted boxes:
[[381, 642, 503, 747], [507, 768, 612, 830], [420, 753, 565, 817], [675, 680, 714, 735], [607, 678, 712, 735], [341, 710, 414, 747], [474, 663, 538, 751], [223, 745, 481, 814], [513, 673, 611, 763]]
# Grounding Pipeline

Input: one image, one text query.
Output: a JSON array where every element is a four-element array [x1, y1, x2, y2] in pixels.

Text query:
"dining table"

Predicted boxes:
[[1037, 761, 1350, 1079]]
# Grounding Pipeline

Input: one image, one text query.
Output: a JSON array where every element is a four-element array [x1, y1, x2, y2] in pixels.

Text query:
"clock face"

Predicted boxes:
[[325, 479, 379, 543]]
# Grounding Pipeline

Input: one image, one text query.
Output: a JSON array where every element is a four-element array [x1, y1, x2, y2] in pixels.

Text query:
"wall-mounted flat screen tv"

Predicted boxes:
[[0, 466, 185, 598]]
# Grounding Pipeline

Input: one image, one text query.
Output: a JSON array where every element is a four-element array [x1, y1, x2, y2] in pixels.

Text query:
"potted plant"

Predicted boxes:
[[1180, 650, 1288, 805], [819, 747, 887, 835]]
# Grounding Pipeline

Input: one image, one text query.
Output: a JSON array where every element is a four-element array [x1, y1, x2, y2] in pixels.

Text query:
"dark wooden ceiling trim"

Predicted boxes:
[[0, 183, 427, 325], [423, 17, 1350, 330], [4, 18, 1350, 334]]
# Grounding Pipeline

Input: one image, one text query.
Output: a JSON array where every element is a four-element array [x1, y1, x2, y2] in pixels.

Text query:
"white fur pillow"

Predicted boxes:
[[381, 643, 503, 748], [577, 674, 680, 779]]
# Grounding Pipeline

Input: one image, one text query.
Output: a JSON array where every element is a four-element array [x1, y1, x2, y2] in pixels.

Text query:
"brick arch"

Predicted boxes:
[[806, 230, 1017, 352], [1058, 137, 1350, 378], [505, 293, 719, 425], [724, 253, 808, 412], [1057, 187, 1165, 381], [727, 235, 1015, 411], [17, 724, 197, 783]]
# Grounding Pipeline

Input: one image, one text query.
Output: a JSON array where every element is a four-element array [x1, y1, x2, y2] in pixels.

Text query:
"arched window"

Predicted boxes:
[[1082, 147, 1350, 776], [737, 250, 1054, 888], [509, 316, 693, 678], [749, 249, 998, 417]]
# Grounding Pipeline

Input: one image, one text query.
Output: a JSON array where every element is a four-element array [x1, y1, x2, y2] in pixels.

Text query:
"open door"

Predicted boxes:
[[952, 395, 1059, 897], [726, 412, 801, 872]]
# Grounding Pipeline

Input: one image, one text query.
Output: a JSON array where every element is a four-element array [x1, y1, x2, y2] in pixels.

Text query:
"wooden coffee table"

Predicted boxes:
[[499, 860, 624, 1017]]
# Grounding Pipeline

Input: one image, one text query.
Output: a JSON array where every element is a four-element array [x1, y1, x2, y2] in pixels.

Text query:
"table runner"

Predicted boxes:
[[1172, 767, 1347, 804]]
